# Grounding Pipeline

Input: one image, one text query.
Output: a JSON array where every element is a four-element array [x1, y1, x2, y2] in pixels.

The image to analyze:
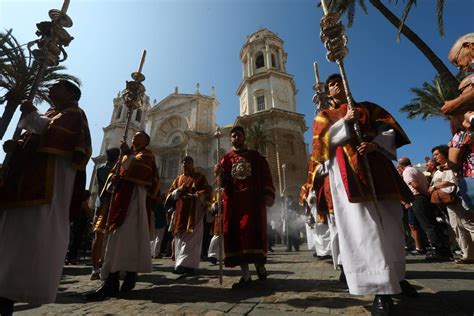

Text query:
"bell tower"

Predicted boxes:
[[234, 29, 308, 201], [237, 29, 297, 116]]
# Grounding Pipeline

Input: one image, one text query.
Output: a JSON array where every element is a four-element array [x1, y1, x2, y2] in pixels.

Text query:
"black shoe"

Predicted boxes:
[[84, 272, 119, 301], [173, 266, 195, 275], [209, 257, 218, 265], [0, 297, 14, 316], [231, 276, 252, 289], [120, 272, 138, 292], [255, 264, 267, 281], [338, 265, 347, 283], [371, 295, 393, 316], [172, 266, 187, 275], [399, 279, 418, 297], [410, 248, 427, 256]]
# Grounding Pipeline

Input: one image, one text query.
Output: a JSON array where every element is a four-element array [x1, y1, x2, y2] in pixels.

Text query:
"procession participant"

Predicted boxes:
[[214, 126, 275, 289], [0, 80, 91, 314], [311, 74, 416, 315], [167, 156, 212, 275], [90, 147, 120, 280], [85, 131, 159, 300]]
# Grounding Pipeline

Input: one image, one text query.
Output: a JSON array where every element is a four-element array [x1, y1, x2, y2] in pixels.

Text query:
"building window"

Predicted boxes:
[[255, 52, 265, 69], [271, 54, 276, 68], [257, 96, 265, 111], [135, 109, 142, 122], [115, 105, 122, 120]]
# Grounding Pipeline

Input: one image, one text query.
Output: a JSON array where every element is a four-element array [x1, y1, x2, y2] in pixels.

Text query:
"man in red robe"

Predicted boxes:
[[215, 125, 275, 289]]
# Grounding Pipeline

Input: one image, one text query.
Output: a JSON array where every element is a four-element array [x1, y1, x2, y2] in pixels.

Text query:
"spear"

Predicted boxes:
[[214, 126, 224, 285]]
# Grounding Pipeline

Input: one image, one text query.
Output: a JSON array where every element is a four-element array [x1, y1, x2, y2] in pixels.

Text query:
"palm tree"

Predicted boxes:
[[328, 0, 459, 95], [246, 122, 274, 155], [400, 72, 464, 120], [0, 30, 80, 139]]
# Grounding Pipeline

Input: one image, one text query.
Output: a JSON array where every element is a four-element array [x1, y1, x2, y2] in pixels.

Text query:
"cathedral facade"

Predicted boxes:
[[90, 29, 308, 204]]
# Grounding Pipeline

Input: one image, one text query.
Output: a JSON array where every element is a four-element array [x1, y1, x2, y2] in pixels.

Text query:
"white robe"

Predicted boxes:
[[208, 235, 223, 260], [327, 119, 405, 295], [0, 112, 75, 304], [173, 190, 205, 269], [101, 185, 152, 278], [306, 192, 332, 257], [327, 213, 341, 269]]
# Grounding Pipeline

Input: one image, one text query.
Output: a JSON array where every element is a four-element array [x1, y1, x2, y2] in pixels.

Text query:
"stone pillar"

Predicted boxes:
[[247, 52, 252, 77], [278, 48, 284, 72], [265, 43, 271, 70], [250, 56, 254, 76]]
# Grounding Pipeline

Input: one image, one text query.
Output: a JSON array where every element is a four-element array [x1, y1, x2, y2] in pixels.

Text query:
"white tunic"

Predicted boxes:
[[0, 112, 75, 304], [306, 192, 332, 257], [173, 190, 205, 269], [327, 119, 405, 295], [208, 235, 223, 260], [101, 184, 152, 278]]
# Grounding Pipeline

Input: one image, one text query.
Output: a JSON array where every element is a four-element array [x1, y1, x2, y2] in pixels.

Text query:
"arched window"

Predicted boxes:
[[135, 109, 142, 122], [255, 52, 265, 69], [115, 105, 122, 120], [271, 54, 276, 68]]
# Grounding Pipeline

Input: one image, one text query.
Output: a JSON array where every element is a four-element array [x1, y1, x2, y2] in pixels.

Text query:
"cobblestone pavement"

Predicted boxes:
[[14, 244, 474, 315]]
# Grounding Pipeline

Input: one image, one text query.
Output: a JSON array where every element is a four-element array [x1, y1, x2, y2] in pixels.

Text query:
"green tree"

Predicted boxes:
[[400, 72, 464, 120], [246, 122, 274, 155], [328, 0, 459, 94], [0, 30, 80, 139]]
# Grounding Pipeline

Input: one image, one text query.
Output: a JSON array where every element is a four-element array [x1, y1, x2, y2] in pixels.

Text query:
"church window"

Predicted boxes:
[[257, 95, 265, 111], [171, 135, 181, 144], [255, 52, 265, 69], [115, 105, 122, 120], [135, 109, 142, 122], [271, 54, 276, 68]]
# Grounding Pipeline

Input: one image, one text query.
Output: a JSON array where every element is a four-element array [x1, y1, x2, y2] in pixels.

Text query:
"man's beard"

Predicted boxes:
[[232, 141, 244, 149]]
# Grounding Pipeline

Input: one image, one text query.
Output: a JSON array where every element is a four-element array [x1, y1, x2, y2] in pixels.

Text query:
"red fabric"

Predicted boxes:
[[107, 181, 135, 231], [220, 149, 275, 267]]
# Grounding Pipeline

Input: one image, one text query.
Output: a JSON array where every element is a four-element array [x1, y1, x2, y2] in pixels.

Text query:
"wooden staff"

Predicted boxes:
[[214, 126, 224, 285]]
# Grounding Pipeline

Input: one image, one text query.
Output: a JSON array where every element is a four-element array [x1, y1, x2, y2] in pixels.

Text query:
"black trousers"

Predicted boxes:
[[411, 195, 450, 255]]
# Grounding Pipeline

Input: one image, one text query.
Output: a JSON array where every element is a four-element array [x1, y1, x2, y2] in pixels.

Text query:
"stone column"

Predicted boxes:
[[265, 43, 271, 69], [249, 53, 254, 76], [247, 51, 252, 77], [278, 48, 284, 72]]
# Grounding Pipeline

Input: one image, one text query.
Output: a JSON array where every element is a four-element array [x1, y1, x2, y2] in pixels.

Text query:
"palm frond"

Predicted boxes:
[[396, 0, 415, 42]]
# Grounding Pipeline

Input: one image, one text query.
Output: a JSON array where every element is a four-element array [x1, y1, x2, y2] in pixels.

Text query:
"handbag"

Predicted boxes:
[[430, 182, 458, 206]]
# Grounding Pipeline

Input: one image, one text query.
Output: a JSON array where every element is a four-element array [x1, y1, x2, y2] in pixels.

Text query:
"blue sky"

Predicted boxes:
[[0, 0, 472, 180]]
